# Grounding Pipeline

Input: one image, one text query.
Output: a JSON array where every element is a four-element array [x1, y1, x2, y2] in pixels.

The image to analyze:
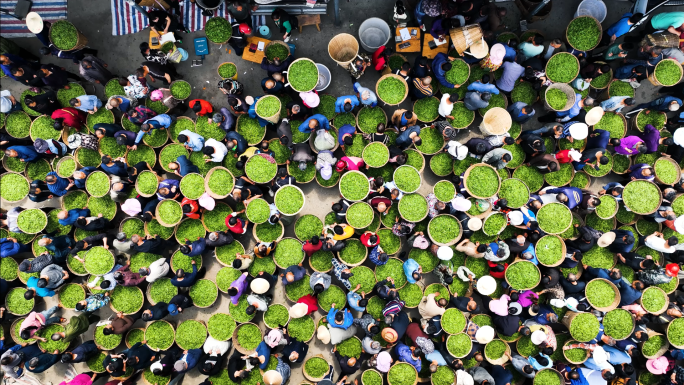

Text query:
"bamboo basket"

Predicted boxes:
[[5, 111, 30, 139], [450, 102, 475, 129], [84, 171, 111, 198], [612, 156, 632, 176], [565, 16, 602, 51], [536, 235, 566, 267], [109, 286, 144, 315], [67, 256, 88, 277], [648, 58, 683, 86], [309, 251, 333, 273], [661, 276, 679, 294], [362, 142, 389, 169], [589, 61, 613, 90], [273, 238, 305, 269], [623, 180, 663, 215], [449, 25, 483, 56], [134, 170, 160, 198], [478, 94, 509, 118], [413, 96, 440, 123], [6, 288, 34, 316], [339, 170, 371, 202], [142, 372, 170, 385], [302, 354, 329, 382], [97, 137, 128, 159], [356, 106, 388, 134], [573, 172, 592, 189], [213, 241, 245, 268], [388, 363, 418, 385], [337, 239, 368, 267], [2, 156, 27, 175], [484, 339, 511, 365], [605, 309, 636, 341], [667, 319, 684, 348], [544, 164, 575, 187], [144, 220, 176, 240], [253, 221, 285, 243], [362, 369, 384, 385], [190, 279, 217, 308], [17, 209, 47, 234], [562, 311, 600, 341], [393, 165, 422, 194], [168, 80, 191, 101], [179, 172, 205, 199], [174, 320, 207, 350], [585, 278, 621, 312], [170, 249, 203, 273], [374, 257, 407, 290], [232, 322, 264, 354], [217, 62, 238, 80], [544, 83, 577, 111], [654, 157, 681, 185], [398, 193, 429, 223], [346, 202, 375, 229], [316, 170, 341, 188], [284, 273, 311, 302], [55, 156, 77, 178], [444, 333, 471, 358], [49, 20, 88, 51], [2, 256, 18, 282], [428, 214, 462, 246], [168, 116, 195, 143], [74, 147, 102, 168], [37, 325, 71, 353], [94, 326, 121, 351], [404, 149, 425, 173], [274, 185, 306, 215], [309, 127, 340, 154], [403, 281, 425, 308], [10, 317, 34, 345], [463, 163, 501, 199], [631, 110, 667, 132], [145, 320, 175, 352], [536, 369, 563, 385], [202, 201, 233, 232], [58, 283, 86, 309], [505, 261, 541, 290], [263, 303, 290, 329], [287, 162, 316, 184], [328, 33, 359, 67], [29, 115, 58, 142], [255, 95, 282, 124], [264, 41, 291, 62], [538, 203, 573, 235], [479, 107, 511, 136], [287, 58, 319, 92], [204, 166, 235, 199], [596, 195, 619, 219], [155, 199, 183, 227], [0, 172, 29, 203], [376, 74, 409, 106], [641, 287, 669, 315], [465, 197, 493, 219], [145, 278, 177, 306], [482, 212, 507, 236], [641, 330, 669, 359]]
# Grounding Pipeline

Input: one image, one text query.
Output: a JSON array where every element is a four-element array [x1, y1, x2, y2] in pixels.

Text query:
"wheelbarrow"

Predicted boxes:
[[192, 37, 209, 67]]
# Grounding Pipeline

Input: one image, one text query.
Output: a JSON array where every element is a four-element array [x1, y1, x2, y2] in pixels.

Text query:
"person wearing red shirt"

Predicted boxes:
[[360, 231, 379, 247], [296, 294, 318, 315], [225, 211, 249, 234], [52, 107, 87, 130], [488, 261, 508, 279], [189, 99, 213, 116], [181, 197, 200, 219], [368, 196, 392, 214], [302, 236, 323, 257], [371, 46, 389, 71], [555, 149, 581, 164]]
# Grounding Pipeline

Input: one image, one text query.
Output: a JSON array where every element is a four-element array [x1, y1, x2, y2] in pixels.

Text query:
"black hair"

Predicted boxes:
[[332, 203, 342, 212], [335, 312, 344, 322], [75, 302, 85, 311], [510, 292, 519, 302], [442, 63, 452, 72], [476, 244, 487, 252], [229, 217, 237, 225], [314, 283, 324, 294], [359, 298, 368, 307], [179, 245, 190, 254], [102, 327, 114, 336], [178, 134, 188, 143], [37, 278, 48, 288], [343, 136, 354, 145], [232, 259, 242, 269], [246, 305, 256, 315], [502, 153, 512, 162], [203, 147, 214, 156], [536, 356, 549, 366], [182, 205, 192, 214], [548, 162, 558, 171], [311, 235, 320, 245], [228, 287, 238, 296], [192, 103, 202, 112], [629, 13, 643, 23], [669, 236, 679, 246]]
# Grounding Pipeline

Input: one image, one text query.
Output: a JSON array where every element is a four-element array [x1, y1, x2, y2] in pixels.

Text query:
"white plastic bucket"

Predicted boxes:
[[574, 0, 607, 23], [358, 17, 391, 52], [315, 63, 331, 91]]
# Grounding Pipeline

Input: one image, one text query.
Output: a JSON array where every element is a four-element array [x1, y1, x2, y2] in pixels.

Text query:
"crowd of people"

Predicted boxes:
[[3, 1, 684, 385]]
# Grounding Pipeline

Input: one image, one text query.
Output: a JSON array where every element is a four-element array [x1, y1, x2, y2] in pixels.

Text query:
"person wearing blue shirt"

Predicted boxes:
[[507, 102, 536, 123], [157, 179, 180, 200], [45, 171, 74, 197], [26, 276, 56, 297], [169, 155, 199, 177], [586, 128, 611, 150], [327, 305, 353, 329], [298, 114, 330, 133], [26, 350, 60, 373], [618, 281, 643, 306], [354, 83, 378, 107], [347, 288, 366, 312], [600, 13, 638, 47], [528, 353, 553, 370], [467, 79, 499, 95], [531, 305, 558, 325], [521, 243, 538, 265], [584, 266, 622, 286], [255, 341, 271, 370], [633, 96, 682, 112], [58, 208, 90, 226], [72, 167, 97, 189], [6, 145, 40, 163], [261, 76, 284, 95], [226, 131, 248, 155], [1, 237, 30, 258], [177, 129, 205, 152], [614, 64, 646, 82], [600, 96, 633, 113], [42, 235, 75, 264], [403, 258, 421, 284], [175, 348, 202, 374], [171, 261, 201, 287], [247, 96, 270, 127], [607, 230, 635, 254], [554, 93, 584, 122], [115, 130, 137, 147], [432, 52, 456, 89], [491, 365, 513, 385], [395, 342, 422, 371], [338, 124, 356, 146], [335, 95, 360, 113], [541, 187, 583, 210], [100, 156, 129, 177], [135, 114, 175, 146], [396, 125, 421, 150], [181, 237, 206, 258], [71, 95, 102, 113]]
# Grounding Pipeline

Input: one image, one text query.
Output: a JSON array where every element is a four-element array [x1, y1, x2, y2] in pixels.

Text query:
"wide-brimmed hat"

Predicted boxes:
[[468, 217, 482, 231], [263, 371, 283, 385], [451, 196, 471, 212], [316, 324, 330, 344], [585, 107, 605, 126], [646, 356, 669, 374], [475, 326, 495, 344], [456, 145, 468, 160], [507, 211, 523, 226], [508, 302, 522, 315], [250, 278, 269, 294], [489, 44, 506, 64], [569, 123, 588, 140], [67, 134, 82, 149], [437, 246, 453, 260], [597, 232, 616, 248], [245, 96, 255, 105], [477, 275, 496, 295], [289, 303, 308, 319], [26, 12, 43, 34], [469, 39, 489, 59], [531, 330, 546, 345]]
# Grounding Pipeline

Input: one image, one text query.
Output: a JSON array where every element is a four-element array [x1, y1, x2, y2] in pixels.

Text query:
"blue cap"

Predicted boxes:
[[168, 303, 179, 316]]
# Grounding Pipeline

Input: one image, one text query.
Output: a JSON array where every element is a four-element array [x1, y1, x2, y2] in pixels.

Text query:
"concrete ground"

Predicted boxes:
[[2, 0, 674, 383]]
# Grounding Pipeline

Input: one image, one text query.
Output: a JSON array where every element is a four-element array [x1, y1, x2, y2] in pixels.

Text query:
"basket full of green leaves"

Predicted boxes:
[[17, 209, 47, 234], [482, 212, 507, 236], [441, 308, 467, 335], [94, 324, 122, 350], [135, 170, 159, 197], [428, 214, 461, 246], [464, 164, 500, 199], [484, 339, 510, 365], [537, 202, 573, 235], [363, 142, 390, 168], [58, 284, 86, 309], [388, 363, 418, 385], [347, 202, 375, 229], [394, 165, 422, 193], [205, 17, 232, 43], [245, 198, 270, 224], [642, 333, 669, 359], [565, 16, 602, 51], [30, 115, 59, 141], [534, 369, 563, 385], [413, 97, 440, 123], [563, 311, 601, 342], [339, 170, 370, 201], [5, 111, 31, 139], [448, 102, 475, 129], [233, 322, 263, 354], [55, 156, 77, 178], [264, 303, 290, 329], [85, 246, 115, 276], [667, 317, 684, 349], [253, 221, 284, 244], [604, 308, 635, 341], [265, 41, 291, 61], [274, 185, 305, 215], [649, 58, 683, 86], [544, 83, 576, 111], [376, 74, 408, 105], [654, 157, 680, 185], [85, 171, 110, 198], [433, 180, 455, 202], [415, 126, 445, 155], [444, 332, 471, 359], [245, 153, 277, 184], [641, 286, 668, 315], [273, 238, 305, 268], [535, 235, 566, 267], [431, 364, 455, 385], [590, 62, 613, 90], [147, 278, 178, 305], [190, 279, 218, 308], [49, 20, 86, 51], [356, 107, 387, 134], [170, 80, 192, 100], [256, 95, 282, 124], [585, 278, 620, 311], [6, 288, 34, 316], [156, 199, 183, 227], [498, 178, 529, 208], [623, 180, 662, 215], [287, 58, 319, 92], [217, 62, 237, 79], [0, 257, 18, 282], [634, 109, 666, 132], [180, 173, 206, 200], [546, 53, 580, 84], [207, 313, 236, 342], [511, 81, 538, 105], [445, 58, 470, 87], [145, 320, 175, 352], [110, 286, 144, 315], [595, 194, 618, 220], [1, 172, 30, 202], [505, 261, 540, 290], [175, 320, 207, 350], [304, 355, 331, 382], [398, 193, 429, 223]]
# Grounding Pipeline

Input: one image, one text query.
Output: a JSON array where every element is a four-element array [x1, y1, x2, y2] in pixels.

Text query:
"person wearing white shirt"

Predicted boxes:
[[383, 181, 404, 201], [438, 93, 458, 119], [141, 258, 170, 282], [579, 367, 611, 385], [204, 335, 231, 355], [203, 138, 228, 163], [645, 232, 678, 253]]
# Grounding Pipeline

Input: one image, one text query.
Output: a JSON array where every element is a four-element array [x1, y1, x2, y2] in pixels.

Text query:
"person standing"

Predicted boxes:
[[79, 56, 114, 84], [271, 8, 299, 42]]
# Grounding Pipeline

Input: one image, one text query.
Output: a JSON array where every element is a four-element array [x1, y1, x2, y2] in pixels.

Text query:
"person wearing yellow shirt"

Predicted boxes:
[[330, 223, 354, 241]]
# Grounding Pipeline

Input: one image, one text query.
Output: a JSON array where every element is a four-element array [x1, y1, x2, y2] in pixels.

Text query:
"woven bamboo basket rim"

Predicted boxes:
[[142, 370, 171, 385], [49, 20, 88, 51], [146, 277, 178, 306], [649, 58, 683, 86], [463, 163, 501, 199], [661, 276, 680, 294], [336, 238, 369, 267], [376, 73, 409, 106], [537, 202, 573, 235], [85, 170, 111, 198], [565, 16, 602, 51], [398, 193, 429, 223], [295, 214, 326, 241], [5, 287, 34, 316], [273, 237, 305, 269], [252, 220, 285, 244], [504, 261, 541, 290], [255, 95, 282, 124], [346, 202, 375, 230], [264, 41, 292, 61], [145, 319, 176, 352], [309, 127, 341, 154], [169, 79, 192, 101], [432, 180, 456, 201], [155, 198, 183, 227], [302, 354, 329, 382], [144, 219, 176, 240], [632, 110, 667, 132], [404, 149, 426, 173], [585, 278, 621, 312], [544, 83, 577, 111], [667, 318, 684, 348], [595, 194, 619, 220], [174, 320, 207, 350], [640, 286, 669, 315], [328, 33, 359, 67], [442, 332, 472, 359], [67, 256, 88, 277], [244, 152, 276, 183], [612, 154, 632, 175], [413, 96, 441, 123], [484, 339, 511, 365], [125, 144, 156, 168], [263, 303, 291, 329], [0, 172, 29, 203], [440, 308, 468, 335], [612, 112, 628, 138], [17, 209, 47, 234], [159, 143, 189, 172], [641, 331, 670, 359], [623, 180, 663, 215], [109, 286, 144, 315], [189, 278, 217, 309], [179, 172, 206, 199], [274, 184, 306, 215], [202, 201, 235, 233], [449, 101, 475, 129], [2, 156, 27, 175], [355, 106, 388, 134], [567, 212, 585, 241], [98, 136, 129, 159], [374, 257, 407, 290], [393, 165, 422, 194], [94, 325, 122, 351], [478, 94, 510, 119], [339, 170, 371, 202], [534, 368, 563, 385], [5, 110, 31, 139], [465, 197, 493, 219], [286, 162, 316, 184], [232, 322, 264, 354], [168, 116, 195, 143], [605, 309, 636, 341], [29, 114, 58, 142], [536, 235, 566, 267], [58, 283, 86, 309], [482, 212, 508, 236], [544, 164, 575, 187], [387, 362, 418, 385], [362, 369, 384, 385], [169, 248, 203, 274], [287, 58, 319, 92], [309, 250, 334, 273], [244, 198, 272, 225], [362, 141, 390, 169], [204, 166, 235, 199], [654, 157, 681, 186], [134, 170, 160, 198], [10, 317, 35, 345], [431, 157, 455, 178], [572, 172, 592, 189], [402, 281, 425, 308], [427, 214, 462, 247], [589, 61, 613, 90], [562, 311, 597, 341], [55, 156, 77, 178], [498, 178, 530, 208]]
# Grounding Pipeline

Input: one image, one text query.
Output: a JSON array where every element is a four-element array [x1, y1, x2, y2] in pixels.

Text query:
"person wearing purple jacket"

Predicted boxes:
[[114, 130, 137, 147], [613, 135, 646, 155], [496, 61, 525, 92], [228, 271, 249, 304], [281, 265, 306, 285], [539, 187, 583, 210], [628, 163, 655, 181], [638, 124, 662, 153]]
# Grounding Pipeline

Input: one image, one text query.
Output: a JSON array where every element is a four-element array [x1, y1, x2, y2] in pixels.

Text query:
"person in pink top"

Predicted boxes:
[[19, 305, 64, 341], [336, 156, 364, 172], [59, 373, 97, 385], [612, 135, 647, 155], [489, 294, 510, 316]]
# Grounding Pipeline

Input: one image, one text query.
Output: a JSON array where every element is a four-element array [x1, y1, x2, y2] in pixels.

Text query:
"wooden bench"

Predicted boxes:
[[297, 14, 321, 33]]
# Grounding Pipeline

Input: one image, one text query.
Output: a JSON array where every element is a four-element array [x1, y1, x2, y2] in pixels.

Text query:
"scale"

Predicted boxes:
[[193, 37, 209, 67]]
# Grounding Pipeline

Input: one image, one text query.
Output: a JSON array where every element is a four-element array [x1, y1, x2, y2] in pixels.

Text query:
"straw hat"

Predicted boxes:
[[568, 123, 588, 140], [437, 246, 453, 260], [490, 44, 506, 64], [250, 278, 269, 294], [469, 39, 489, 59], [263, 371, 283, 385], [585, 107, 604, 126], [26, 12, 43, 34], [531, 330, 546, 345], [317, 324, 330, 344], [507, 211, 523, 226], [647, 356, 669, 374], [457, 370, 475, 385], [451, 196, 472, 212], [468, 217, 482, 231], [475, 326, 495, 344], [597, 232, 616, 248], [289, 303, 308, 319], [477, 275, 496, 295]]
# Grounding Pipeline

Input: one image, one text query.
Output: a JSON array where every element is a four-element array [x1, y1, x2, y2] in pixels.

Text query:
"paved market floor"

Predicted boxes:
[[0, 0, 668, 384]]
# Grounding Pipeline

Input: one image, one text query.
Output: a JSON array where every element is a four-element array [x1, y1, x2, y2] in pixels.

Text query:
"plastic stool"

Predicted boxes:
[[259, 25, 272, 39]]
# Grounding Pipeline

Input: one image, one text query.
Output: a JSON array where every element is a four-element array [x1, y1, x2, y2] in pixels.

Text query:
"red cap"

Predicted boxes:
[[666, 263, 680, 277], [239, 23, 252, 34], [335, 160, 346, 172]]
